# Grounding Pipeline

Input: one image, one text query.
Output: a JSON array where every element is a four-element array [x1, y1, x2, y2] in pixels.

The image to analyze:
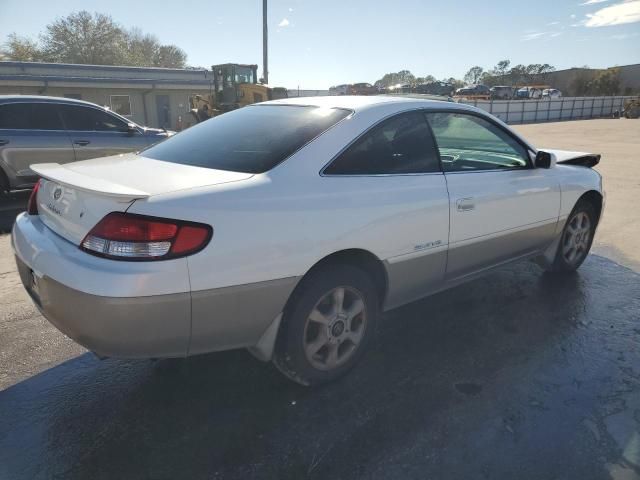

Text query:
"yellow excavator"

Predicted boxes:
[[189, 63, 288, 123]]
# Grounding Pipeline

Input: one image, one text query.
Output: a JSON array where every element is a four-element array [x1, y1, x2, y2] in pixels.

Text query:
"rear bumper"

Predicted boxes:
[[12, 212, 298, 359], [15, 255, 191, 357]]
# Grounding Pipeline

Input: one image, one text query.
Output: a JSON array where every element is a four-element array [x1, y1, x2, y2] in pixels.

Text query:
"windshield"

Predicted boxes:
[[140, 105, 350, 173], [235, 66, 255, 84]]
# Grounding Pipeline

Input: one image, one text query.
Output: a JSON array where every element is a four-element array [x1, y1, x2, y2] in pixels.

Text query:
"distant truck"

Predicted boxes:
[[189, 63, 288, 123]]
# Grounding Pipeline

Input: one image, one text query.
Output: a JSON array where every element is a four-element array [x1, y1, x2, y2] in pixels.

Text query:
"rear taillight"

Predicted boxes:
[[27, 180, 41, 215], [81, 212, 212, 261]]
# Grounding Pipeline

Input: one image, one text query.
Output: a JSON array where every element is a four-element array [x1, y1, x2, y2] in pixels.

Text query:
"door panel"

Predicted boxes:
[[425, 111, 560, 279], [69, 131, 148, 161], [0, 130, 75, 188], [58, 104, 148, 161], [0, 102, 74, 189], [320, 111, 449, 309]]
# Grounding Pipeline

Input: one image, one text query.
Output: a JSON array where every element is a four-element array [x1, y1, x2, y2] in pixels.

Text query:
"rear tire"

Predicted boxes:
[[547, 200, 597, 273], [273, 265, 379, 386]]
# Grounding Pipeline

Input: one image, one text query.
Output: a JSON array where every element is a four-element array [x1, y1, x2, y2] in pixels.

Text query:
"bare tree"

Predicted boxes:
[[4, 34, 42, 62]]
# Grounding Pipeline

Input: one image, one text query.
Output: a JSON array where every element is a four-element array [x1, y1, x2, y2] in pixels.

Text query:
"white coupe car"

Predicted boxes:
[[12, 96, 603, 385]]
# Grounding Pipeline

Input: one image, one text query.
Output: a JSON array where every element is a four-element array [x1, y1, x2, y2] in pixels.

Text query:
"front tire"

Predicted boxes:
[[548, 201, 597, 273], [273, 265, 379, 386]]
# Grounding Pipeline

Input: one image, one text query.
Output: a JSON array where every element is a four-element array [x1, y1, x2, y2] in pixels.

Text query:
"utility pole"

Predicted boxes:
[[262, 0, 268, 84]]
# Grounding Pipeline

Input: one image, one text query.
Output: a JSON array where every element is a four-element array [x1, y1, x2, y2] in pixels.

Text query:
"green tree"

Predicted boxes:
[[590, 68, 621, 95], [508, 64, 527, 85], [153, 45, 187, 69], [464, 66, 484, 85], [4, 11, 187, 68], [374, 70, 416, 88], [415, 74, 436, 85], [443, 77, 464, 89], [495, 60, 511, 78], [41, 11, 126, 65]]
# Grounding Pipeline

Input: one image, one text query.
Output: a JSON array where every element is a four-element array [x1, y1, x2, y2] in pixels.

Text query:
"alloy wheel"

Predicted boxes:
[[562, 211, 592, 266], [303, 286, 368, 371]]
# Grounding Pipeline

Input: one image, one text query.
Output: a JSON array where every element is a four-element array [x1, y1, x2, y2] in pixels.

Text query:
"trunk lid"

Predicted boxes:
[[31, 154, 252, 244]]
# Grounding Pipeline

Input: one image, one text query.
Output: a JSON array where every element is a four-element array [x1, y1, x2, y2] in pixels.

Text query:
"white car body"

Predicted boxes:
[[543, 88, 563, 99], [12, 96, 604, 364]]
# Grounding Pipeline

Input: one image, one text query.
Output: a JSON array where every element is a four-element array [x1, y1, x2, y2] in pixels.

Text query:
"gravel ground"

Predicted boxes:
[[0, 118, 638, 480]]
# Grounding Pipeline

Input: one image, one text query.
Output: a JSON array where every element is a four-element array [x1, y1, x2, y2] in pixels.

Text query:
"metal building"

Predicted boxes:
[[0, 61, 214, 130]]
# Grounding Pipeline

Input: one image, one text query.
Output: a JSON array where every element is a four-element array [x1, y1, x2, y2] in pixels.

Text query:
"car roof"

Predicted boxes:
[[263, 95, 473, 114], [0, 95, 105, 108]]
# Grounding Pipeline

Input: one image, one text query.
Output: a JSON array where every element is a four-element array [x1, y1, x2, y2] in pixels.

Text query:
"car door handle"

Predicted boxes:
[[0, 139, 8, 146], [456, 198, 475, 212], [73, 140, 90, 146]]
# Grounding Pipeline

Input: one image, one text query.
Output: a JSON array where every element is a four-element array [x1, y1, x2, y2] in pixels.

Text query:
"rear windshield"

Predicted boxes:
[[140, 105, 351, 173]]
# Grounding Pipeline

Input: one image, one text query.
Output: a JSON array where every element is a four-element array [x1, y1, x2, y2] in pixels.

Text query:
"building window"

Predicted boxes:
[[64, 93, 82, 100], [110, 95, 132, 116]]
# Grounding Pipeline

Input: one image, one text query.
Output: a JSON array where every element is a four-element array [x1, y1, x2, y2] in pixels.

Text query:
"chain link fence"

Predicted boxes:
[[458, 96, 637, 124]]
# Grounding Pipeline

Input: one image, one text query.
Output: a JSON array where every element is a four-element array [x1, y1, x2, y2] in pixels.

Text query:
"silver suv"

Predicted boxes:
[[0, 96, 173, 192]]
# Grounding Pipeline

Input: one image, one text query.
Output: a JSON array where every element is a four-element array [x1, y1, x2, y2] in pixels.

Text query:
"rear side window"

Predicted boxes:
[[0, 103, 64, 130], [324, 111, 440, 175], [59, 105, 128, 132], [140, 105, 351, 173]]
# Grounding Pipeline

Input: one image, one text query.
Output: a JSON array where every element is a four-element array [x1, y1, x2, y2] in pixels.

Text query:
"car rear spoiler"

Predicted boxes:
[[541, 149, 601, 168], [31, 163, 150, 200]]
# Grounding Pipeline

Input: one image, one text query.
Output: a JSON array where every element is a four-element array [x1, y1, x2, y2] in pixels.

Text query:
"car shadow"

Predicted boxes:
[[0, 254, 639, 480], [0, 191, 29, 233]]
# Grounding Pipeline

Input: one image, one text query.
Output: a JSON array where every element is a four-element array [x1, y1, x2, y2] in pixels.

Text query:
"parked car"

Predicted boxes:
[[516, 87, 543, 99], [329, 85, 349, 96], [347, 83, 378, 96], [490, 85, 514, 100], [542, 88, 562, 99], [0, 96, 173, 192], [414, 82, 455, 96], [454, 84, 490, 97], [13, 96, 603, 386]]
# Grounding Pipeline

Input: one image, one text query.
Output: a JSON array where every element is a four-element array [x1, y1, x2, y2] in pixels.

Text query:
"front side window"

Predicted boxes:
[[59, 105, 128, 132], [0, 103, 64, 130], [140, 105, 351, 173], [425, 112, 530, 172], [324, 111, 440, 175]]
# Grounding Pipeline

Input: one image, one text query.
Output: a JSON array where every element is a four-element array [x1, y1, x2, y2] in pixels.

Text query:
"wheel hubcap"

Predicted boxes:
[[562, 211, 592, 265], [303, 286, 367, 371]]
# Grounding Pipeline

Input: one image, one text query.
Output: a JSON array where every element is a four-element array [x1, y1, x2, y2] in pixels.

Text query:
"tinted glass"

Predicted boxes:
[[0, 104, 30, 129], [324, 111, 440, 175], [0, 103, 64, 130], [426, 112, 529, 172], [31, 104, 65, 130], [141, 105, 351, 173], [59, 105, 128, 132]]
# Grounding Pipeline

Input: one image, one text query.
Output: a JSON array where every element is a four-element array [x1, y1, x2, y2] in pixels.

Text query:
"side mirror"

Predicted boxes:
[[535, 150, 556, 169], [126, 123, 138, 136]]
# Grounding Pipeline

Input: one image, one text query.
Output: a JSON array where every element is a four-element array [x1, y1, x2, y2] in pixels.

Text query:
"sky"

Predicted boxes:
[[0, 0, 639, 89]]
